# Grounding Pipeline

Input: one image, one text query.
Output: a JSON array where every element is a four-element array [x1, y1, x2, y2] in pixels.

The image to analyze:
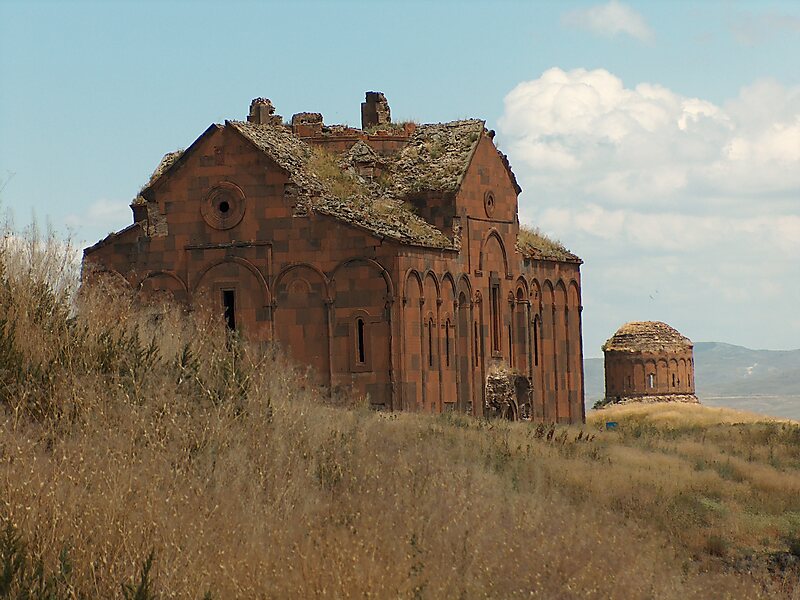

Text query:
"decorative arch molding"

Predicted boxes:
[[403, 269, 424, 304], [330, 257, 395, 302], [541, 279, 555, 305], [456, 273, 473, 301], [192, 256, 272, 305], [529, 278, 542, 312], [274, 262, 331, 302], [514, 276, 529, 302], [138, 270, 189, 295], [478, 228, 509, 276], [567, 280, 581, 309], [554, 280, 568, 307], [441, 272, 457, 303], [422, 269, 441, 302]]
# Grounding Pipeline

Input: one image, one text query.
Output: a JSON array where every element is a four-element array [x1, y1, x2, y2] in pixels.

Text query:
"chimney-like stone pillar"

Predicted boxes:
[[291, 112, 324, 136], [248, 98, 283, 126], [361, 91, 391, 130]]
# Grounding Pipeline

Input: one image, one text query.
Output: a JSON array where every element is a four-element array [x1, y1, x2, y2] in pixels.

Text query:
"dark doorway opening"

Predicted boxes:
[[222, 289, 236, 331]]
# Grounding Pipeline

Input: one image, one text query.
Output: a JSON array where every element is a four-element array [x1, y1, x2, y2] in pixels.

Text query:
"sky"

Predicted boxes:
[[1, 0, 799, 357]]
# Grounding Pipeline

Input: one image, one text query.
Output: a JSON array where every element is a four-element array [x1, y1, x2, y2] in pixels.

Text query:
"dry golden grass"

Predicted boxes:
[[1, 228, 799, 598], [516, 225, 573, 261]]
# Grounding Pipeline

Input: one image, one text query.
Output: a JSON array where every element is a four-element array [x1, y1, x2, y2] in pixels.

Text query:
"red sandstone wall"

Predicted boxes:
[[390, 134, 584, 422], [84, 126, 585, 423], [604, 349, 695, 399]]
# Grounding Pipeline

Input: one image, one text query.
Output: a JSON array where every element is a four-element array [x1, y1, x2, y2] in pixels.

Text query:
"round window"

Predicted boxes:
[[484, 191, 496, 218], [201, 183, 246, 230]]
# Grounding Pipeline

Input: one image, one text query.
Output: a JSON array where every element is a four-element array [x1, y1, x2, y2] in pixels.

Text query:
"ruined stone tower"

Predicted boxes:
[[602, 321, 698, 406]]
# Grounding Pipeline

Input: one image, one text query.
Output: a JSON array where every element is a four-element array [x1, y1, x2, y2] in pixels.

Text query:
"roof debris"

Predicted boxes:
[[132, 114, 576, 260]]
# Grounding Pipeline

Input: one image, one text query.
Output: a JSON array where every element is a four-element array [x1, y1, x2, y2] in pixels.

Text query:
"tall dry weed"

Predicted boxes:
[[0, 226, 797, 598]]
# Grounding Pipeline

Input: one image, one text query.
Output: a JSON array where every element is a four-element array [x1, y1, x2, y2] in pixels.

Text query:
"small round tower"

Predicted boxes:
[[602, 321, 699, 405]]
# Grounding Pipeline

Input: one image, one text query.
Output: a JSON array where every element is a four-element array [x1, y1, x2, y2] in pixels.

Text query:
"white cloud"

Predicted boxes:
[[65, 198, 131, 233], [562, 1, 653, 42], [500, 68, 800, 204], [498, 67, 800, 352]]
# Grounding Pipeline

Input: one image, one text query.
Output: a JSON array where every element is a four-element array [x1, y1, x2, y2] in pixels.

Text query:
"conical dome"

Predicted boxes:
[[602, 321, 692, 353]]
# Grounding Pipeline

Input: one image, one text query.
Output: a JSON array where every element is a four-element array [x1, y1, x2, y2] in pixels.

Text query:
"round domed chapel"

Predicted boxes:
[[601, 321, 699, 406]]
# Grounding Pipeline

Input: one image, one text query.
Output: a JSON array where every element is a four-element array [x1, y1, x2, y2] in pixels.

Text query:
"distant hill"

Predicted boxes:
[[583, 342, 800, 420], [693, 342, 800, 397]]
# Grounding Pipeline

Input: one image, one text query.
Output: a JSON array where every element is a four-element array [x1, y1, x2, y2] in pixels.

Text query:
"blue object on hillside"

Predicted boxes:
[[605, 421, 618, 430]]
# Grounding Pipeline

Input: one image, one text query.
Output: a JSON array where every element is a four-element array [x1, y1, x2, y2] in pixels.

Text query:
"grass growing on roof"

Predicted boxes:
[[307, 146, 366, 202], [517, 224, 573, 261]]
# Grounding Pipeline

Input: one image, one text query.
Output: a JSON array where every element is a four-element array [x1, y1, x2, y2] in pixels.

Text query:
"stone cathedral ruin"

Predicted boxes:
[[84, 92, 586, 423]]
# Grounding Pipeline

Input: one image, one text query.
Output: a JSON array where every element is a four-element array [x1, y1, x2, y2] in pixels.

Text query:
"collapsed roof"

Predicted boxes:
[[128, 98, 573, 259]]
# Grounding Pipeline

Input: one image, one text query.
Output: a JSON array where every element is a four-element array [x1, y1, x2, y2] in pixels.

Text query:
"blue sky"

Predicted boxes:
[[1, 0, 799, 356]]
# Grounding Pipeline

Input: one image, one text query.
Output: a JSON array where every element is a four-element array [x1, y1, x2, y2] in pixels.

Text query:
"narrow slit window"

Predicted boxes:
[[491, 284, 500, 352], [445, 320, 451, 367], [648, 373, 655, 389], [533, 319, 539, 367], [508, 323, 513, 362], [428, 318, 434, 368], [222, 289, 236, 331], [356, 318, 366, 364], [473, 322, 479, 366], [672, 373, 676, 387]]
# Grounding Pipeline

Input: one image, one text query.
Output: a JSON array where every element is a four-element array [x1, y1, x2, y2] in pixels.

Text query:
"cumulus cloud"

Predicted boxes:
[[562, 1, 653, 42], [500, 67, 800, 206], [497, 67, 800, 352]]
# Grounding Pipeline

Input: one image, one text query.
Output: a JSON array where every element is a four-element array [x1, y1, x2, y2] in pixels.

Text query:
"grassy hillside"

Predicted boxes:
[[2, 231, 800, 598]]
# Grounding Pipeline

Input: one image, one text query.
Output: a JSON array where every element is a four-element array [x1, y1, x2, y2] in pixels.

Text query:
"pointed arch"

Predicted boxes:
[[403, 269, 424, 303], [515, 276, 529, 300], [478, 229, 509, 275], [422, 270, 441, 305], [441, 272, 457, 305], [530, 278, 542, 310]]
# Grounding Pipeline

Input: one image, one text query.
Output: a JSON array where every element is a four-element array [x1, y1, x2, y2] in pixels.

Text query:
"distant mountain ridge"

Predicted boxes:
[[693, 342, 800, 397], [583, 342, 800, 419]]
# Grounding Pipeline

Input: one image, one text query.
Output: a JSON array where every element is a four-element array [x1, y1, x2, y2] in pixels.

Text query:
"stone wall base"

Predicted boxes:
[[594, 393, 700, 409]]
